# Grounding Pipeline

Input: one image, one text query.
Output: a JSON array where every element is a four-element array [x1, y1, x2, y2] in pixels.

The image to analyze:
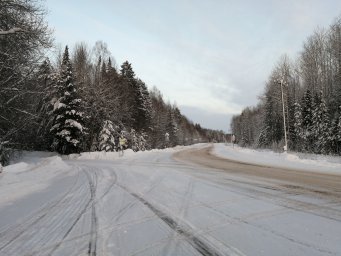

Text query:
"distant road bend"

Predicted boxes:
[[174, 145, 341, 198]]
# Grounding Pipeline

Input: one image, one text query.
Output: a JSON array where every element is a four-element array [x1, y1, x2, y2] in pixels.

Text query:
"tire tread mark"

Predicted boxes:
[[0, 171, 82, 252], [48, 170, 95, 256], [88, 171, 98, 256], [117, 184, 223, 256]]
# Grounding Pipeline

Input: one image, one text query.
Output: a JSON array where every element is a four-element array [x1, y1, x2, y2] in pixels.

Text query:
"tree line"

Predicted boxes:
[[231, 16, 341, 155], [0, 0, 226, 166]]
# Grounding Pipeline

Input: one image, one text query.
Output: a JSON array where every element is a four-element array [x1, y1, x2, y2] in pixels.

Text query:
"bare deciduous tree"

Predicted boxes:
[[0, 0, 52, 163]]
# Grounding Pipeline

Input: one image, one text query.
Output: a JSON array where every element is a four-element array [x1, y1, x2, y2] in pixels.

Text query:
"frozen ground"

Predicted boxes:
[[0, 144, 340, 256]]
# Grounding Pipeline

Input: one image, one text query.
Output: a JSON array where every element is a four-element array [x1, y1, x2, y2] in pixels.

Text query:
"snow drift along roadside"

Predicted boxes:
[[212, 143, 341, 175], [66, 144, 206, 161], [0, 154, 71, 205]]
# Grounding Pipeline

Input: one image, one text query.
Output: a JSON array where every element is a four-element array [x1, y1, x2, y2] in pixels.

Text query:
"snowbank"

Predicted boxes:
[[66, 144, 203, 161], [0, 154, 71, 205], [213, 143, 341, 175], [10, 151, 59, 165], [67, 149, 136, 161]]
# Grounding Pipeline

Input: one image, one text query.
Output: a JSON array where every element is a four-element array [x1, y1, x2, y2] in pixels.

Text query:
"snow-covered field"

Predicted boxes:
[[0, 144, 340, 256], [213, 143, 341, 175]]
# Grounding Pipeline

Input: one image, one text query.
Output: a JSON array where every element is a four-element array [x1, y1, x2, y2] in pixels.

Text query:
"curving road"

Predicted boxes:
[[0, 144, 340, 256], [174, 146, 341, 197]]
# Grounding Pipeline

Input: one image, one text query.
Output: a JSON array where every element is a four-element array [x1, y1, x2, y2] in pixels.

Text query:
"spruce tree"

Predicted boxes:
[[120, 61, 135, 80], [136, 79, 152, 132], [334, 106, 341, 154], [259, 93, 282, 147], [293, 102, 303, 151], [107, 58, 118, 78], [50, 46, 86, 154], [165, 109, 178, 147], [319, 95, 331, 154], [120, 62, 151, 132], [138, 132, 147, 151], [98, 120, 116, 151], [259, 95, 273, 147], [129, 129, 139, 151], [338, 107, 341, 154], [311, 92, 322, 153], [312, 91, 330, 153], [330, 116, 339, 154], [120, 61, 137, 128], [301, 89, 313, 152]]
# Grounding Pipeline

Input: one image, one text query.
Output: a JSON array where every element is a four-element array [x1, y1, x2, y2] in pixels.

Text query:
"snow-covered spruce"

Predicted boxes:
[[311, 91, 330, 154], [50, 46, 86, 154], [293, 102, 304, 151], [98, 120, 117, 152]]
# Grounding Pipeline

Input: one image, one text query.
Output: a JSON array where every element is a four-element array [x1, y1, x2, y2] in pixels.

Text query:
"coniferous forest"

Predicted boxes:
[[231, 16, 341, 155], [0, 1, 226, 166]]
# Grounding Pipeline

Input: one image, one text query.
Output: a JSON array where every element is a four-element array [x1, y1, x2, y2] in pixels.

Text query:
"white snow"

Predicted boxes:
[[213, 143, 341, 175], [65, 119, 83, 131], [71, 98, 81, 104], [66, 109, 76, 115], [0, 152, 72, 205], [1, 144, 340, 256], [0, 27, 24, 35], [70, 138, 79, 146], [66, 145, 190, 161], [53, 100, 66, 110], [56, 129, 71, 140]]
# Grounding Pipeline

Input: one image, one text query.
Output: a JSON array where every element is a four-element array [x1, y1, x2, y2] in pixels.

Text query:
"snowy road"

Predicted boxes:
[[0, 144, 341, 256]]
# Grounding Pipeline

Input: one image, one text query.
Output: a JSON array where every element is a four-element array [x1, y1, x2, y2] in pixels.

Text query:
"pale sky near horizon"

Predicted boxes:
[[46, 0, 341, 132]]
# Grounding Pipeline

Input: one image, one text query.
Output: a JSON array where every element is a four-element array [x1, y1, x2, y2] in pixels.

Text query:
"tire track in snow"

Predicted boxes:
[[87, 170, 98, 256], [0, 170, 82, 253], [181, 168, 341, 222], [161, 178, 194, 255], [48, 169, 98, 256], [111, 168, 166, 223], [104, 166, 167, 256], [167, 168, 338, 255], [19, 165, 116, 256], [117, 184, 224, 256]]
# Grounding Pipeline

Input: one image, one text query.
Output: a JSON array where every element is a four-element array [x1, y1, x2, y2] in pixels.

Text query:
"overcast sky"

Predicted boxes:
[[46, 0, 341, 132]]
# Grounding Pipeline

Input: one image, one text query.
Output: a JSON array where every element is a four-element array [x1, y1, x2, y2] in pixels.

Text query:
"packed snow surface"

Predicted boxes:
[[0, 144, 340, 256]]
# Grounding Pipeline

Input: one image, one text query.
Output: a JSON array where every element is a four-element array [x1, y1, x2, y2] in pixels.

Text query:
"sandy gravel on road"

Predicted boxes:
[[173, 145, 341, 198]]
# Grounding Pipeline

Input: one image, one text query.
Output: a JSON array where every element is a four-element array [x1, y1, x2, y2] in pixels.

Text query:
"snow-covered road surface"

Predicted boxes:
[[0, 144, 341, 256]]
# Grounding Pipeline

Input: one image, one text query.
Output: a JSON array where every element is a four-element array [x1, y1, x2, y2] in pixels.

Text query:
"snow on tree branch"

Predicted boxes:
[[0, 27, 26, 35]]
